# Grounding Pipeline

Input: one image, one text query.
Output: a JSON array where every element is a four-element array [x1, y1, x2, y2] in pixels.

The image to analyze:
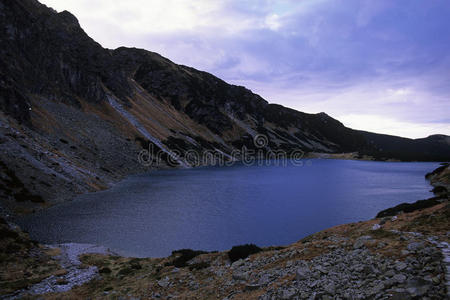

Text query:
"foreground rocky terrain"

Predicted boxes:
[[1, 165, 449, 299], [1, 0, 450, 215]]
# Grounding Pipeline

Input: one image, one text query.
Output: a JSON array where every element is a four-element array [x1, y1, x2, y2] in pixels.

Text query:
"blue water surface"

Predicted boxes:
[[18, 159, 438, 257]]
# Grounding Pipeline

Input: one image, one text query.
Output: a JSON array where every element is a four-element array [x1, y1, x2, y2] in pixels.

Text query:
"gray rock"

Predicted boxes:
[[377, 242, 386, 249], [308, 280, 319, 288], [372, 224, 381, 230], [362, 265, 375, 275], [157, 276, 170, 288], [393, 274, 406, 284], [256, 240, 446, 300], [406, 278, 431, 297], [389, 292, 412, 300], [324, 282, 336, 294], [231, 259, 245, 269], [258, 273, 272, 285], [280, 288, 297, 299], [232, 271, 249, 281], [385, 270, 395, 277], [296, 266, 310, 282], [314, 265, 328, 274], [353, 264, 364, 272], [395, 261, 407, 271], [407, 242, 424, 252], [371, 282, 385, 294], [431, 276, 440, 284], [299, 292, 309, 299], [353, 236, 372, 249]]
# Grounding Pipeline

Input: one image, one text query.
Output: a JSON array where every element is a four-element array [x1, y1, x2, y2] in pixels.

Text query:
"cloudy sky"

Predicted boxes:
[[41, 0, 450, 138]]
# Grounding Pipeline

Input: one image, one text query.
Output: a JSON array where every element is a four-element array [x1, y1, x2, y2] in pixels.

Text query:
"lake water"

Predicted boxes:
[[17, 159, 438, 257]]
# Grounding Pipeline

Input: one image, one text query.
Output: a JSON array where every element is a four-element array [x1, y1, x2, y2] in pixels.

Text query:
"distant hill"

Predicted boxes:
[[358, 132, 450, 161]]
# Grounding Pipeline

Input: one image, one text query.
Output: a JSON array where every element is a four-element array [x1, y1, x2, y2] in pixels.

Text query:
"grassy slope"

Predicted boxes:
[[0, 218, 64, 296]]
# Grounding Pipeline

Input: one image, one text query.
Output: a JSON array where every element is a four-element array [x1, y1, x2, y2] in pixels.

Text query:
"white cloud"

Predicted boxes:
[[231, 75, 450, 138], [338, 114, 450, 139], [387, 88, 412, 97], [264, 14, 281, 31], [43, 0, 223, 33], [40, 0, 276, 41]]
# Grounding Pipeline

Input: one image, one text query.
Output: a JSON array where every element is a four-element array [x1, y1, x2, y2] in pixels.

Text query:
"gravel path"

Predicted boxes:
[[5, 243, 115, 299]]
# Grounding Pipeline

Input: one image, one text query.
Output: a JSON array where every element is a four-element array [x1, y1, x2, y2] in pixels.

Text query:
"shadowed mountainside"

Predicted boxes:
[[1, 0, 449, 212]]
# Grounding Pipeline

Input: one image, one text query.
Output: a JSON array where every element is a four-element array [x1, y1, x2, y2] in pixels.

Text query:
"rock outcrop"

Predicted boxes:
[[376, 164, 450, 218]]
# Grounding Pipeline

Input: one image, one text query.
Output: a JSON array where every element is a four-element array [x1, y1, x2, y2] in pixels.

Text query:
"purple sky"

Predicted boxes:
[[40, 0, 450, 138]]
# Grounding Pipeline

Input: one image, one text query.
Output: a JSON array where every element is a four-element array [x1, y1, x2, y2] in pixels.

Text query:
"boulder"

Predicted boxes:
[[295, 266, 310, 282], [372, 224, 381, 230], [406, 242, 424, 252], [406, 278, 431, 297], [353, 236, 372, 249]]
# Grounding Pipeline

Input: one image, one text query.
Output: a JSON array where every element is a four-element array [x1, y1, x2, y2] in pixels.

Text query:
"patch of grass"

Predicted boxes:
[[401, 204, 450, 233], [0, 227, 19, 239], [170, 249, 208, 268], [13, 190, 45, 203], [425, 164, 448, 178], [431, 186, 447, 195], [0, 279, 30, 291], [0, 161, 24, 189], [117, 267, 134, 277], [129, 261, 142, 270], [264, 246, 286, 251], [188, 261, 210, 271], [99, 267, 112, 274], [0, 218, 62, 295], [376, 197, 442, 218], [370, 229, 397, 239], [228, 244, 262, 263], [44, 247, 61, 256], [5, 243, 21, 254]]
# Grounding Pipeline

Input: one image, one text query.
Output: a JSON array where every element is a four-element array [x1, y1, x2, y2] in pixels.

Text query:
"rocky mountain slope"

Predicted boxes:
[[1, 0, 450, 213]]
